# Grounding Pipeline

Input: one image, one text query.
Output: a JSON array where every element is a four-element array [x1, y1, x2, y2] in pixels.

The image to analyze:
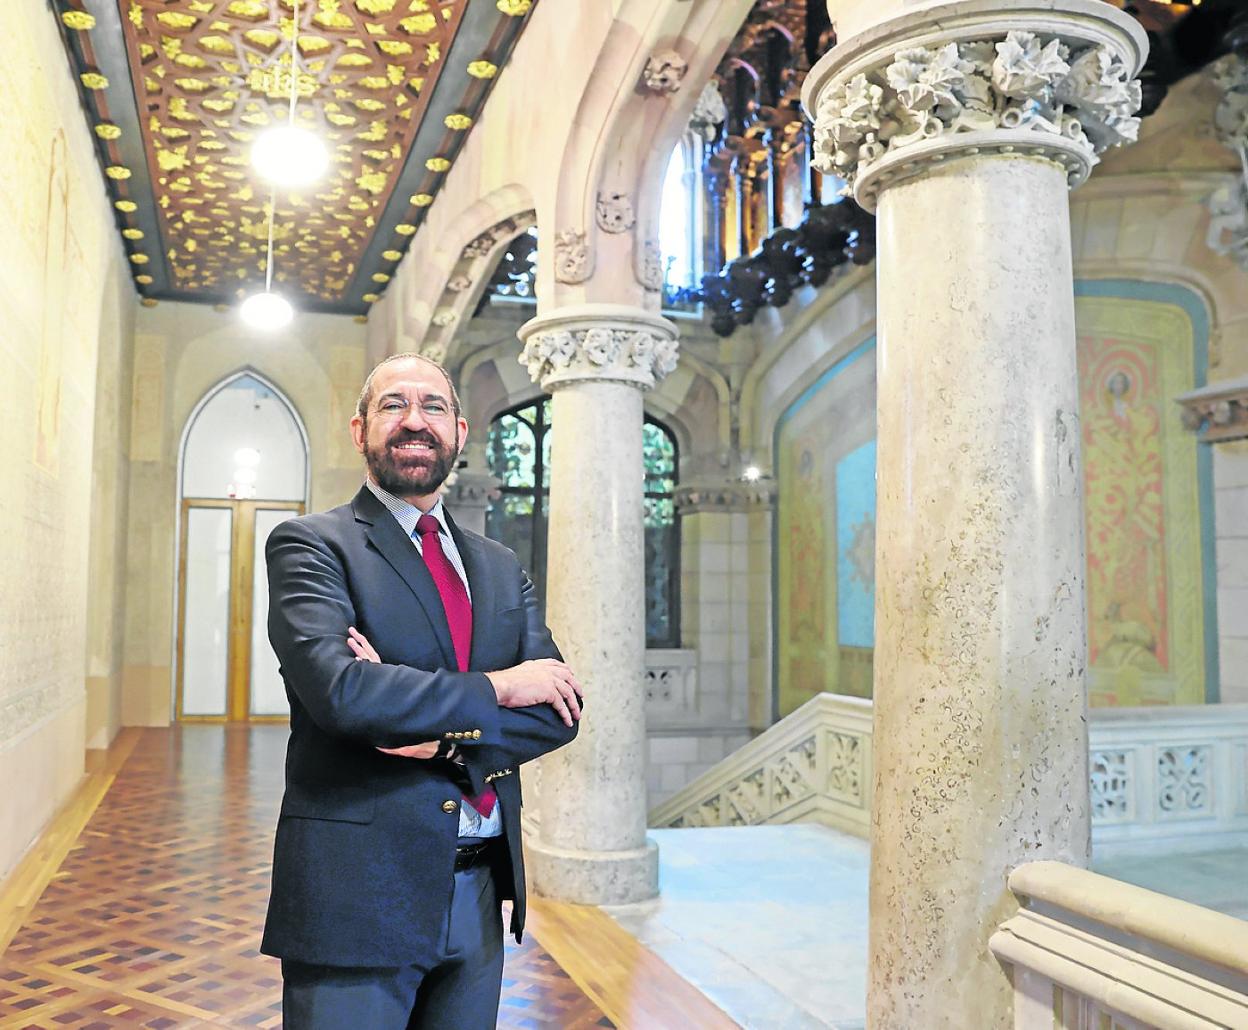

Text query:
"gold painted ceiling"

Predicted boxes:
[[55, 0, 535, 315]]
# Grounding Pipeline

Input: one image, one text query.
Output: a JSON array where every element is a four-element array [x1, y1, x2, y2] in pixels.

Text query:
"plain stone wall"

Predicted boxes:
[[0, 2, 137, 879]]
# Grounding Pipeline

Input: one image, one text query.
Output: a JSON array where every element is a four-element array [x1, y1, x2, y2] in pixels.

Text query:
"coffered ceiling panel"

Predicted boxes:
[[54, 0, 535, 315]]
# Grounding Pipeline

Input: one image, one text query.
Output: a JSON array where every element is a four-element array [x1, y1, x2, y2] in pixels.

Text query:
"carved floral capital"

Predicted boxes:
[[517, 305, 679, 391], [801, 1, 1148, 211], [674, 480, 777, 514]]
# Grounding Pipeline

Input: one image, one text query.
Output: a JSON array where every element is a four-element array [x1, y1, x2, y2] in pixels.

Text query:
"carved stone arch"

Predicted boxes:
[[368, 183, 536, 359], [423, 208, 538, 367], [546, 0, 755, 310], [739, 266, 876, 463]]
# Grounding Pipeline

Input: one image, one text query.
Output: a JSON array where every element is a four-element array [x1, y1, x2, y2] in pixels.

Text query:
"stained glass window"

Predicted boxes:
[[486, 399, 679, 647]]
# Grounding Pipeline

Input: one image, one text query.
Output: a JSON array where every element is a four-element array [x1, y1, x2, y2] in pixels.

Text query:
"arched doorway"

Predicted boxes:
[[175, 372, 308, 721]]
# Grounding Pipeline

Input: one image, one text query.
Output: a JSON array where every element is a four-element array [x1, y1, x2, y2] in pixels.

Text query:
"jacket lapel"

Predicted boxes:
[[352, 487, 456, 669], [446, 512, 496, 672]]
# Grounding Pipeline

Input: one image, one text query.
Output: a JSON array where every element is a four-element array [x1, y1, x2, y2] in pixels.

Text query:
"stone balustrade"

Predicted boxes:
[[647, 693, 873, 837], [649, 695, 1248, 858], [990, 861, 1248, 1028]]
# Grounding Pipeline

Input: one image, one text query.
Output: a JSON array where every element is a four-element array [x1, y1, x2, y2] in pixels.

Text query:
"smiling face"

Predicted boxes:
[[350, 356, 468, 509]]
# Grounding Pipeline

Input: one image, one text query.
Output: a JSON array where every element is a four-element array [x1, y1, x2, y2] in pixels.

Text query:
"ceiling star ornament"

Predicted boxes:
[[122, 228, 145, 240], [425, 156, 451, 172], [362, 292, 380, 303], [129, 253, 150, 264], [496, 0, 531, 14], [94, 123, 122, 140], [135, 274, 154, 285], [62, 10, 97, 30], [80, 71, 109, 90], [444, 113, 472, 130], [105, 166, 132, 180], [372, 272, 391, 283], [115, 200, 137, 213], [411, 193, 434, 206], [382, 249, 402, 261], [467, 60, 498, 79], [395, 223, 417, 235]]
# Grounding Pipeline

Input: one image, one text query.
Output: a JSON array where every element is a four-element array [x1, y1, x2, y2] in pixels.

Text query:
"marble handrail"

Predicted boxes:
[[991, 861, 1248, 1029]]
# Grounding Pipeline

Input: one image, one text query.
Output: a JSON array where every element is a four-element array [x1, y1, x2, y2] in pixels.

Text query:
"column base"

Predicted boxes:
[[527, 838, 659, 905]]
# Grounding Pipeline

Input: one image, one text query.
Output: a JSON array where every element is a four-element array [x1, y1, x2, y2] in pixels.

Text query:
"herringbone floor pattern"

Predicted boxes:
[[0, 726, 613, 1029]]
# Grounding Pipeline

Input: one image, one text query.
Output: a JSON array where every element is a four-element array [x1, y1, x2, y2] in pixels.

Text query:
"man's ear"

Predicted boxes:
[[350, 414, 366, 454], [455, 416, 469, 458]]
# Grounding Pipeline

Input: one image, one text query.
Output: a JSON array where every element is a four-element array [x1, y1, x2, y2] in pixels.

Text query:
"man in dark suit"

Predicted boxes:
[[261, 352, 583, 1028]]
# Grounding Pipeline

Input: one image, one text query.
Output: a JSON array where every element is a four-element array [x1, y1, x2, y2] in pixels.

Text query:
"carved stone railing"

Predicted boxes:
[[991, 861, 1248, 1029], [643, 648, 699, 725], [647, 693, 873, 836], [1089, 703, 1248, 858], [650, 696, 1248, 856]]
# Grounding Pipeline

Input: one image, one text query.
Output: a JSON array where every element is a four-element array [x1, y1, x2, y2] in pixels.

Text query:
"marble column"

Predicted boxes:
[[803, 2, 1146, 1026], [516, 303, 679, 904], [442, 440, 499, 537]]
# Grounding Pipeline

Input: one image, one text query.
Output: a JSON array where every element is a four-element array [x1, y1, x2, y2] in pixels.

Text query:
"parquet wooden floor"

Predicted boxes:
[[0, 727, 613, 1029]]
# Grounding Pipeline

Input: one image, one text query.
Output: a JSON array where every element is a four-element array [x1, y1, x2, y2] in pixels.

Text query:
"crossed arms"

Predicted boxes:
[[265, 518, 582, 792]]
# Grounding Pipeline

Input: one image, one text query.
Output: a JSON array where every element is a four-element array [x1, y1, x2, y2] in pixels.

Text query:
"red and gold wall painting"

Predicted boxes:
[[775, 288, 1210, 715]]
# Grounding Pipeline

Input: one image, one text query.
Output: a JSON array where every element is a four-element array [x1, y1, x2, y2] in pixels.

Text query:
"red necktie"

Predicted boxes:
[[416, 514, 496, 818]]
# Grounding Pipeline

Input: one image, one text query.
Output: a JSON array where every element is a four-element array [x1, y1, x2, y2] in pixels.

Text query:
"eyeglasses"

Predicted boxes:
[[370, 395, 455, 422]]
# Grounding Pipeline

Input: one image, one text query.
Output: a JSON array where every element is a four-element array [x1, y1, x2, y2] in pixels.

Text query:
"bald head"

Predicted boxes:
[[356, 352, 461, 422]]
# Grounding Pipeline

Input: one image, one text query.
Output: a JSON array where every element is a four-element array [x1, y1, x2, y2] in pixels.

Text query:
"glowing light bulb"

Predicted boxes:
[[741, 465, 762, 482], [251, 125, 329, 187], [240, 291, 293, 330]]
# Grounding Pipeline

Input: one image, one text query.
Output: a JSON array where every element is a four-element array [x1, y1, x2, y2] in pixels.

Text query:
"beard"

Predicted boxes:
[[364, 422, 459, 498]]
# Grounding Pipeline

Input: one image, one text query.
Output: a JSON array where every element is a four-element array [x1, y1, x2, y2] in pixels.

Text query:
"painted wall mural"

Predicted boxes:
[[776, 339, 876, 717], [1076, 287, 1212, 707], [774, 284, 1214, 717]]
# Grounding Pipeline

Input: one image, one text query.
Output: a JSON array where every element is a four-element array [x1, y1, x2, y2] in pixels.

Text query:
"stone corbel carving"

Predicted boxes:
[[1175, 376, 1248, 443], [689, 80, 728, 141], [636, 239, 663, 292], [595, 191, 636, 233], [804, 14, 1146, 211], [1212, 54, 1248, 151], [553, 229, 592, 284], [1205, 56, 1248, 270], [431, 308, 457, 328], [1205, 181, 1248, 270], [462, 232, 496, 260], [446, 273, 473, 293], [643, 49, 688, 94]]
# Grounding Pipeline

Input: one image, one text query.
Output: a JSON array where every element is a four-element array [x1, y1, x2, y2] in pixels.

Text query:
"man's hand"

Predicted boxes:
[[486, 659, 584, 728], [347, 627, 439, 760], [376, 742, 440, 759]]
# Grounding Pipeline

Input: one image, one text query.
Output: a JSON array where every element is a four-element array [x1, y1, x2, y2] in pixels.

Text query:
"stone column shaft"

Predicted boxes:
[[517, 304, 679, 905], [804, 2, 1147, 1025]]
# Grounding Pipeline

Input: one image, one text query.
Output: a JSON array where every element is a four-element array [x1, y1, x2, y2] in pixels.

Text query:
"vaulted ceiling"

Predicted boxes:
[[54, 0, 534, 316]]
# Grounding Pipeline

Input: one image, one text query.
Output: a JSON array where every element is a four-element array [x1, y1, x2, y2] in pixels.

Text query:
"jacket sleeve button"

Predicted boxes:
[[441, 800, 459, 814]]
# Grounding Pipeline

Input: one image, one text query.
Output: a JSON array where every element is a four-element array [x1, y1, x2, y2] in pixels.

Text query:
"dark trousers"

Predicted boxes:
[[281, 862, 504, 1029]]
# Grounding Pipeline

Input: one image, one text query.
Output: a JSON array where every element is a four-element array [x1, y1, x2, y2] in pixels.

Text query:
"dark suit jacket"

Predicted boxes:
[[260, 485, 577, 968]]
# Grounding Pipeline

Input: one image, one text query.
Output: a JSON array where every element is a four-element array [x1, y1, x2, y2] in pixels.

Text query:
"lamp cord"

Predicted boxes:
[[264, 0, 301, 297]]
